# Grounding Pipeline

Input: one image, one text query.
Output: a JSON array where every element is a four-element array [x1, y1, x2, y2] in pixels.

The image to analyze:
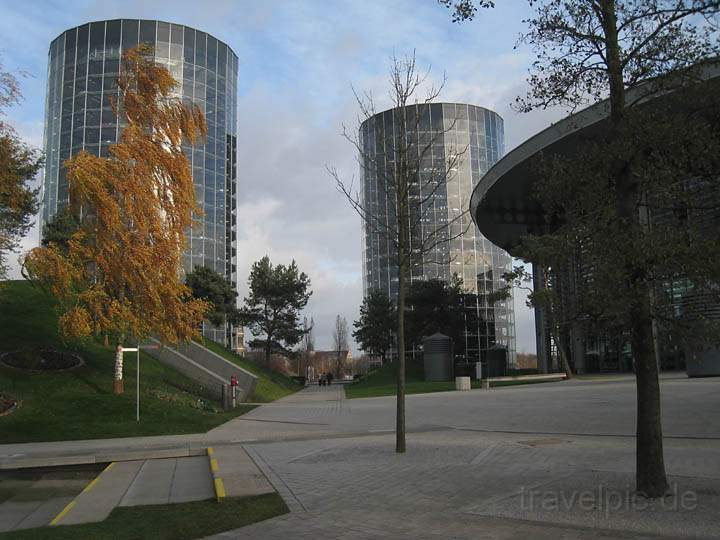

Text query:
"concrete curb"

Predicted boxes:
[[489, 373, 568, 383], [207, 447, 225, 502], [50, 461, 115, 526], [1, 446, 208, 470]]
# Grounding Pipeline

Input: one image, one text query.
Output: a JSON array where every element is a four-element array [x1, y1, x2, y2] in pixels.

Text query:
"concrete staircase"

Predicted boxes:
[[146, 339, 257, 409], [46, 447, 275, 528]]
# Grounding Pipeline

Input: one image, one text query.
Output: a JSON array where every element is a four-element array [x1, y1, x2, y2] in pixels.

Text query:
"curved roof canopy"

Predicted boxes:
[[470, 63, 720, 255]]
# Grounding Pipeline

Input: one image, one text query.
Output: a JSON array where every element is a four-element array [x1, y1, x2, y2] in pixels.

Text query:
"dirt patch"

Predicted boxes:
[[0, 349, 83, 373]]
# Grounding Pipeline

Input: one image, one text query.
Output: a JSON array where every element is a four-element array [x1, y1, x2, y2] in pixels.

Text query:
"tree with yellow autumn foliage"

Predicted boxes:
[[24, 46, 209, 394]]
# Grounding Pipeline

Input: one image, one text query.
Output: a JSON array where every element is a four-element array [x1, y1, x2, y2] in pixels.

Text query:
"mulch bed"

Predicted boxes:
[[0, 349, 83, 372]]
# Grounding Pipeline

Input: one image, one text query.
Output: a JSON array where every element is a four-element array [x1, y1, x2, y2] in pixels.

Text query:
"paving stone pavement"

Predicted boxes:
[[203, 381, 720, 540], [205, 430, 720, 539]]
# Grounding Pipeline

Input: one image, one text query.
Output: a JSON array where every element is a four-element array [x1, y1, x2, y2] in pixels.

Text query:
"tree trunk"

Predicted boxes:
[[632, 293, 668, 497], [114, 342, 124, 394], [396, 261, 406, 454], [598, 0, 667, 497], [395, 141, 408, 454], [556, 326, 574, 379], [264, 338, 272, 370], [558, 339, 573, 379]]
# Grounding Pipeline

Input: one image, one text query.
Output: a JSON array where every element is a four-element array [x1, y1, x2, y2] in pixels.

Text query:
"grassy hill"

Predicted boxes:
[[345, 360, 458, 398], [198, 339, 300, 403], [0, 280, 258, 444]]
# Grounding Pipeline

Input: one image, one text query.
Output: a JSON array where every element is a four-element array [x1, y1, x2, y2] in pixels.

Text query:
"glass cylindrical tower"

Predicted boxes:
[[41, 19, 238, 343], [41, 19, 238, 282], [359, 102, 515, 365]]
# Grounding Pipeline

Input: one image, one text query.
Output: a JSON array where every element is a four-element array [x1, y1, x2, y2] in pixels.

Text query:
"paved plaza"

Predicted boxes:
[[211, 373, 720, 441], [203, 376, 720, 539], [1, 375, 719, 538]]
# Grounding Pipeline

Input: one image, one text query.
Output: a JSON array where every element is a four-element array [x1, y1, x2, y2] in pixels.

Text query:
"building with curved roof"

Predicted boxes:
[[470, 66, 720, 376]]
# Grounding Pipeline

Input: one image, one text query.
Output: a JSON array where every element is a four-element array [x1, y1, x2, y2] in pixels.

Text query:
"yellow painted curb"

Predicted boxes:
[[81, 462, 115, 494], [49, 461, 115, 526], [49, 500, 76, 526], [207, 447, 225, 502], [214, 477, 226, 499]]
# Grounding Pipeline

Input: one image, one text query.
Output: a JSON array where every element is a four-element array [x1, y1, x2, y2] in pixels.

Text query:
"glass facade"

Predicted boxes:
[[359, 103, 516, 365], [41, 20, 238, 343]]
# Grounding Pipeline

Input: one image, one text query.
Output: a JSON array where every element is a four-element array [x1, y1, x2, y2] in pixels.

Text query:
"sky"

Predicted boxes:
[[1, 0, 570, 355]]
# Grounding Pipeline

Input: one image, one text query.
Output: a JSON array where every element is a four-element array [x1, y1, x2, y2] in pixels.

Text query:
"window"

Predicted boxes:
[[195, 32, 206, 67], [121, 20, 139, 51], [139, 20, 156, 47], [106, 20, 121, 51]]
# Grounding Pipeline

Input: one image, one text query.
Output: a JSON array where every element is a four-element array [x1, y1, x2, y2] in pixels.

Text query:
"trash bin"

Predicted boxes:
[[423, 333, 453, 381], [486, 346, 508, 377]]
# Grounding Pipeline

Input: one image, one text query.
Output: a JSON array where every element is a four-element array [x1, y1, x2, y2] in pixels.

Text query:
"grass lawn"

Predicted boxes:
[[198, 339, 301, 403], [0, 280, 257, 444], [0, 493, 288, 540], [345, 361, 566, 399], [345, 361, 449, 398]]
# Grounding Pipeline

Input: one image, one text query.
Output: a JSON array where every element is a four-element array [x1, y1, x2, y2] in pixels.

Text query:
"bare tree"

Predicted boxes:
[[332, 315, 349, 377], [302, 316, 315, 352], [299, 316, 315, 377], [329, 52, 469, 453]]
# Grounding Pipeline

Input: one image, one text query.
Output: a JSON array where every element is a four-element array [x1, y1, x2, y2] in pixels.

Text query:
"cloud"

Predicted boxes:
[[233, 81, 363, 352]]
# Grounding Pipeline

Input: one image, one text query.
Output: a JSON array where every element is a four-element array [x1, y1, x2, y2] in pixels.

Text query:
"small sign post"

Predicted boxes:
[[121, 344, 159, 422], [230, 375, 238, 408]]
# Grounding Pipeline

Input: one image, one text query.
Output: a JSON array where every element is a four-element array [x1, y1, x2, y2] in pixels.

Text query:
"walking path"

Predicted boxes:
[[3, 376, 718, 471]]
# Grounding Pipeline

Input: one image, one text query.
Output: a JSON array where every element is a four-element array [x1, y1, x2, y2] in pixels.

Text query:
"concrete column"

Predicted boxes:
[[532, 264, 550, 373]]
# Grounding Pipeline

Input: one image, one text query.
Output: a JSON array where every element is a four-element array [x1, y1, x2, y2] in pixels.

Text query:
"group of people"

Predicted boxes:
[[318, 372, 333, 386]]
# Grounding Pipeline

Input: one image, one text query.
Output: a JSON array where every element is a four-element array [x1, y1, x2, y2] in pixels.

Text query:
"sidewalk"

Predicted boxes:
[[0, 385, 350, 470]]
